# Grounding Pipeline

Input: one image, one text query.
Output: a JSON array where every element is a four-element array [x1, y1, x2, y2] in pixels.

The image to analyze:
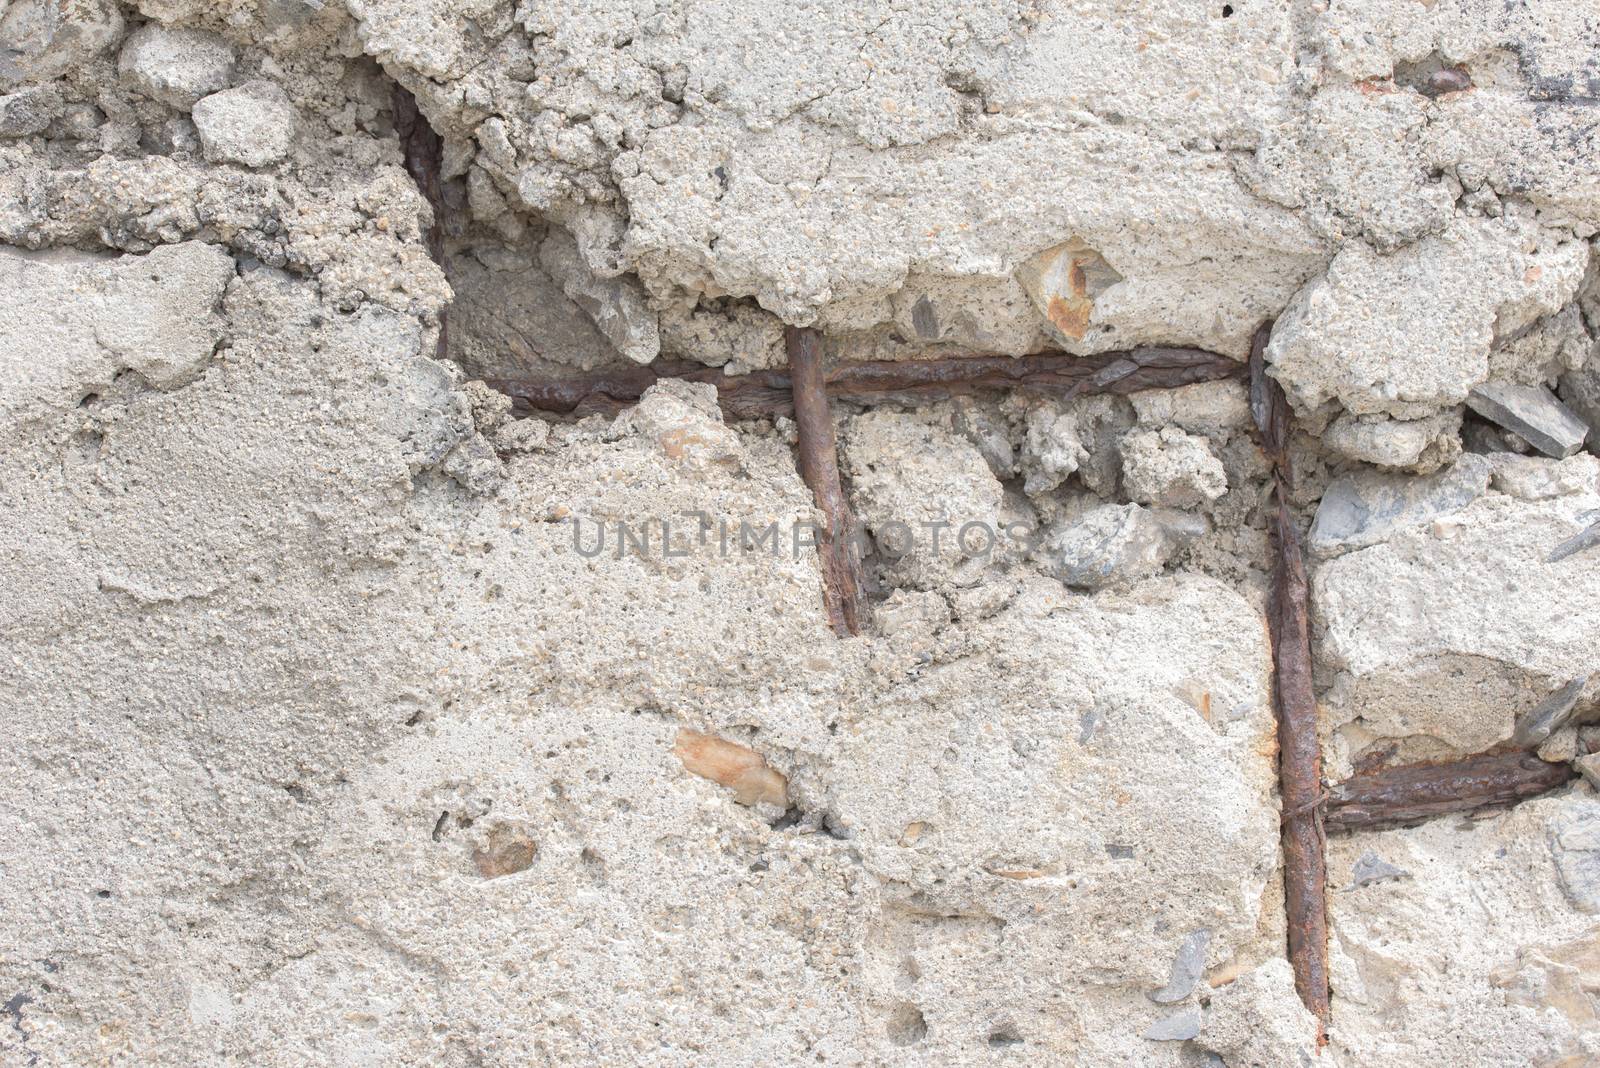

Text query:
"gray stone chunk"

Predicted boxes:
[[1309, 454, 1491, 555], [0, 84, 61, 137], [951, 399, 1015, 479], [540, 228, 659, 365], [1548, 801, 1600, 913], [192, 81, 296, 168], [118, 24, 236, 109], [1467, 382, 1589, 459], [1142, 1007, 1202, 1042], [1349, 849, 1410, 888], [1149, 928, 1211, 1004], [1512, 676, 1590, 749], [1040, 503, 1175, 591], [1576, 753, 1600, 791], [1559, 364, 1600, 455]]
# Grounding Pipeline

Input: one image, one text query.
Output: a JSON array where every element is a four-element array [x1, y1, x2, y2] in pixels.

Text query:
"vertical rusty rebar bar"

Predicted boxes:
[[786, 326, 866, 637], [1251, 323, 1331, 1040]]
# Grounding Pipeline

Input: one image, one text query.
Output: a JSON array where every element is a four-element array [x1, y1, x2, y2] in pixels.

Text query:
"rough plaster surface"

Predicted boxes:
[[1, 1, 1599, 1065]]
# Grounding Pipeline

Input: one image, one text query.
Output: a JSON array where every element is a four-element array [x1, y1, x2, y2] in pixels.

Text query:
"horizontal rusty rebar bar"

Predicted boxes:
[[1325, 751, 1577, 833], [484, 344, 1246, 420]]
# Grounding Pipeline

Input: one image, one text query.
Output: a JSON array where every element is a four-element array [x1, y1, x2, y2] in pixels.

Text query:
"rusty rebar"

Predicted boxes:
[[393, 84, 446, 263], [485, 344, 1246, 421], [393, 83, 450, 359], [1325, 751, 1576, 833], [786, 327, 866, 637], [1251, 322, 1330, 1041]]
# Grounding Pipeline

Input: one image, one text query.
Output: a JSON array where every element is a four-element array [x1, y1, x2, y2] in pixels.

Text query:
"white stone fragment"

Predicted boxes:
[[1039, 503, 1174, 591], [615, 379, 742, 471], [117, 24, 236, 109], [192, 81, 296, 167]]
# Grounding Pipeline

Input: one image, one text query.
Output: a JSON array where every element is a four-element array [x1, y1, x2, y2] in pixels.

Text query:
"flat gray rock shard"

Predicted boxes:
[[1309, 454, 1491, 555], [1512, 676, 1590, 749], [1149, 928, 1211, 1003], [1549, 518, 1600, 563], [1349, 850, 1409, 888], [1142, 1007, 1202, 1042], [1468, 382, 1589, 459]]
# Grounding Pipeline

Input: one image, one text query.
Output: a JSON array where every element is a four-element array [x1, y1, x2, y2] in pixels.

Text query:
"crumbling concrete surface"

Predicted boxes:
[[1, 1, 1599, 1066]]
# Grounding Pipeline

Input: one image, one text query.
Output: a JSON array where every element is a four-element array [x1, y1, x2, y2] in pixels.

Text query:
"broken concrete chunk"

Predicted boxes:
[[617, 379, 742, 471], [1040, 503, 1174, 591], [1128, 380, 1250, 436], [1513, 676, 1591, 749], [0, 242, 234, 417], [1467, 383, 1589, 459], [1489, 453, 1600, 501], [1349, 849, 1410, 888], [1142, 1007, 1201, 1042], [1119, 427, 1227, 510], [0, 83, 61, 137], [2, 3, 124, 87], [118, 24, 236, 109], [1548, 802, 1600, 913], [842, 410, 1002, 589], [1149, 928, 1210, 1003], [1309, 454, 1491, 555], [1266, 218, 1589, 420], [1022, 406, 1088, 495], [673, 730, 787, 807], [192, 81, 296, 168], [1316, 492, 1600, 756], [1323, 410, 1461, 472], [1196, 959, 1324, 1066], [1537, 727, 1580, 764]]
